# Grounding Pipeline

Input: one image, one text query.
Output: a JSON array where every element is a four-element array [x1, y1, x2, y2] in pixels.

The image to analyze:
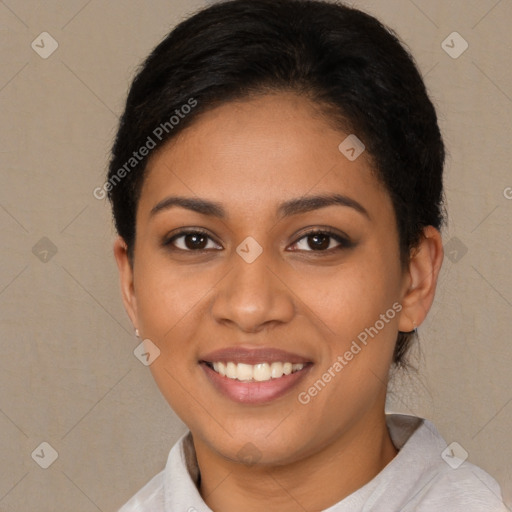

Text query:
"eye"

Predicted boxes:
[[289, 229, 353, 252], [163, 229, 222, 251]]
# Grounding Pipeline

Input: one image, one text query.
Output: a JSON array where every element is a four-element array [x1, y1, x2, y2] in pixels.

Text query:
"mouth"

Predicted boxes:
[[203, 360, 307, 382], [199, 347, 313, 404]]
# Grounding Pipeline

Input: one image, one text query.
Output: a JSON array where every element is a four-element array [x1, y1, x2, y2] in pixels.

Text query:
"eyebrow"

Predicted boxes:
[[150, 193, 370, 220]]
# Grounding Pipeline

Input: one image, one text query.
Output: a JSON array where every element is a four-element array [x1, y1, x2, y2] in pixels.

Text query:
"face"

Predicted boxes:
[[115, 92, 437, 466]]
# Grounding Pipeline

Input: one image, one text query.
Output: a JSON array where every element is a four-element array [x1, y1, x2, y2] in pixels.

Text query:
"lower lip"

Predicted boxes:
[[200, 363, 312, 405]]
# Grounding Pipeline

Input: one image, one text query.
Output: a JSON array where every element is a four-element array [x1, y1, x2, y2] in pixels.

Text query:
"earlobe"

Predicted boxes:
[[398, 226, 444, 332], [113, 237, 139, 330]]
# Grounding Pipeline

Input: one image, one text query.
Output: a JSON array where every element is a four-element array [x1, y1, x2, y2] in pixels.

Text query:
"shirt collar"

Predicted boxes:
[[163, 414, 437, 511]]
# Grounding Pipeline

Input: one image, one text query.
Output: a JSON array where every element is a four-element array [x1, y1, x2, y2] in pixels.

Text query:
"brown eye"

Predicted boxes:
[[290, 229, 354, 252], [164, 230, 222, 251], [306, 233, 331, 250], [182, 233, 208, 250]]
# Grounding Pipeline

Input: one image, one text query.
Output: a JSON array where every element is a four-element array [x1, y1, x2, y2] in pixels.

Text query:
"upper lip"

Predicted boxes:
[[199, 346, 312, 365]]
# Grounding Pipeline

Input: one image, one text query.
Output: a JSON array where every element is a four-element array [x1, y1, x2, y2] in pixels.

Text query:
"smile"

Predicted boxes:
[[206, 361, 305, 382], [199, 346, 313, 404]]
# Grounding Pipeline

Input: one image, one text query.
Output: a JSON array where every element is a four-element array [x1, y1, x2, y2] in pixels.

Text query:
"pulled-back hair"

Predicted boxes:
[[107, 0, 445, 366]]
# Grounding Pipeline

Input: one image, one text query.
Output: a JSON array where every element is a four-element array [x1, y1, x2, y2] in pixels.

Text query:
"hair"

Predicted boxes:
[[107, 0, 445, 367]]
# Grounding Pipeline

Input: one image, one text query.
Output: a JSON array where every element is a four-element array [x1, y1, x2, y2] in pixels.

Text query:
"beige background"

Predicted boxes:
[[1, 0, 511, 510]]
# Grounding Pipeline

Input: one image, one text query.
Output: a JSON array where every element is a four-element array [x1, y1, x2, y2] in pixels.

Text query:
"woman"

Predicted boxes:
[[108, 0, 507, 510]]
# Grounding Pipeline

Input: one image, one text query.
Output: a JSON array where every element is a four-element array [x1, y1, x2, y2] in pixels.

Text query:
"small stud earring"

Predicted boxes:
[[135, 328, 140, 338]]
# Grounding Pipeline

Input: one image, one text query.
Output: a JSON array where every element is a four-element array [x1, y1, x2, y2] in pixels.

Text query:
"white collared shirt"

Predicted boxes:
[[118, 414, 508, 511]]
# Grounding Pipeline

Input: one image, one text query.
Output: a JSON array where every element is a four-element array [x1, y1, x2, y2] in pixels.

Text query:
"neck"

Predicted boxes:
[[194, 410, 398, 512]]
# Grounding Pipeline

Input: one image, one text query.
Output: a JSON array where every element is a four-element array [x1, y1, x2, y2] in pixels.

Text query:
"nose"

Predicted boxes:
[[210, 248, 295, 333]]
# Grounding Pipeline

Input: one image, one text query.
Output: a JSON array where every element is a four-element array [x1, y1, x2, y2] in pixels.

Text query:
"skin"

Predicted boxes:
[[114, 92, 444, 511]]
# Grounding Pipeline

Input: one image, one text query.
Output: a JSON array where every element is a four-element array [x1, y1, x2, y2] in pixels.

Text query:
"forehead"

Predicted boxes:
[[138, 92, 390, 221]]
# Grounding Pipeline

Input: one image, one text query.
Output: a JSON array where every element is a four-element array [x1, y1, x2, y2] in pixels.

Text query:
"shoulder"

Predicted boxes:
[[116, 431, 195, 512], [385, 414, 508, 511], [117, 470, 165, 512], [409, 462, 508, 511]]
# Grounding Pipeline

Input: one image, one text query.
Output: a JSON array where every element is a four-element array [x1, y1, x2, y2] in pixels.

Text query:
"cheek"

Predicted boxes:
[[290, 248, 401, 406], [132, 254, 211, 410], [133, 251, 215, 340], [292, 256, 400, 341], [296, 267, 399, 418]]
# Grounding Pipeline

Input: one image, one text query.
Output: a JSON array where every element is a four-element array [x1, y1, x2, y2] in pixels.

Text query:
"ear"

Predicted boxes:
[[113, 237, 139, 330], [398, 226, 444, 332]]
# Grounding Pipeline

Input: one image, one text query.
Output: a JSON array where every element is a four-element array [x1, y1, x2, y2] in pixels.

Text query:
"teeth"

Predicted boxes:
[[252, 363, 270, 381], [226, 362, 237, 379], [237, 363, 253, 381], [270, 362, 283, 378], [210, 361, 305, 382]]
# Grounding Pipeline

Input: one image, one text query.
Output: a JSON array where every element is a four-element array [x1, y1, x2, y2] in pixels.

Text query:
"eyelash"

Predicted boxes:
[[162, 228, 354, 254]]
